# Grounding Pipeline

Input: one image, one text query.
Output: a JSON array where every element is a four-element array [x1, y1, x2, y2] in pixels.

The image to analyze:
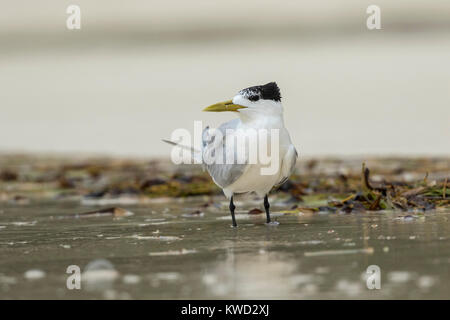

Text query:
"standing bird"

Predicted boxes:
[[165, 82, 297, 227], [201, 82, 297, 227]]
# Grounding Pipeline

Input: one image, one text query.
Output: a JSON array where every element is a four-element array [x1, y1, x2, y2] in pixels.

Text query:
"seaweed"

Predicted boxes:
[[0, 154, 448, 213]]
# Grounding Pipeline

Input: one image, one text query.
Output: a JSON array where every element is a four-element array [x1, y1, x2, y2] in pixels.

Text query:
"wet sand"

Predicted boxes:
[[0, 200, 449, 299]]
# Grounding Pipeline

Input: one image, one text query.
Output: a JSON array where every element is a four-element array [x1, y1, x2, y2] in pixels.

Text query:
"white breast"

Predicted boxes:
[[220, 103, 295, 198], [223, 141, 291, 198]]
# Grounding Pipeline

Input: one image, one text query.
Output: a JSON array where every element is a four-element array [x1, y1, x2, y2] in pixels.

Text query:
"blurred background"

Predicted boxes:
[[0, 0, 449, 158]]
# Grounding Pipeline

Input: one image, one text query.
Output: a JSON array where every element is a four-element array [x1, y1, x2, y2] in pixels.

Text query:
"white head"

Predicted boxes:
[[232, 82, 283, 122], [203, 82, 284, 122]]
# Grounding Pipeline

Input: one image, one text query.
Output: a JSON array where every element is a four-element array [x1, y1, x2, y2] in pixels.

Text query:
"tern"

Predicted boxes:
[[167, 82, 297, 227]]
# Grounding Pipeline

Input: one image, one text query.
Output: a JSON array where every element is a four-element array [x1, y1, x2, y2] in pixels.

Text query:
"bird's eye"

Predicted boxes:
[[248, 95, 260, 102]]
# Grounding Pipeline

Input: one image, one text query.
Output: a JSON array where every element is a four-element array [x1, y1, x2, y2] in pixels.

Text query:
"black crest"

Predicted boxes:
[[239, 82, 281, 102]]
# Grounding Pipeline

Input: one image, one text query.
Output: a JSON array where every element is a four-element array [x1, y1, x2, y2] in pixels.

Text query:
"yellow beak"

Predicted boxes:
[[202, 100, 247, 112]]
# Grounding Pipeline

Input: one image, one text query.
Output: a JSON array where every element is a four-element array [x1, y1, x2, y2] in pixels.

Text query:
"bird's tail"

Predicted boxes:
[[161, 138, 202, 164]]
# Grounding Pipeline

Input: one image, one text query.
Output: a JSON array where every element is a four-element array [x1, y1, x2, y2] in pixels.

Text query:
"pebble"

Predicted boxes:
[[24, 269, 46, 280], [123, 274, 141, 284]]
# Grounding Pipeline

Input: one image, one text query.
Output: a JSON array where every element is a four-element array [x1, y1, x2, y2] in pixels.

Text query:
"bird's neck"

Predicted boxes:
[[238, 111, 285, 129]]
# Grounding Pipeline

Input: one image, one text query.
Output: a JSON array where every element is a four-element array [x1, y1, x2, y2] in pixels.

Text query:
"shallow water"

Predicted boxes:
[[0, 199, 449, 299]]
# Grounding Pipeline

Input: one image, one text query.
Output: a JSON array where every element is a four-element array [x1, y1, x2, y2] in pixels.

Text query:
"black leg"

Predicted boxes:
[[229, 196, 237, 227], [264, 195, 271, 223]]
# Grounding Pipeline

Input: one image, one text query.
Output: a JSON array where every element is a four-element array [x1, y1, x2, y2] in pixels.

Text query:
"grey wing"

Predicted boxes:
[[202, 118, 247, 188], [275, 145, 298, 187]]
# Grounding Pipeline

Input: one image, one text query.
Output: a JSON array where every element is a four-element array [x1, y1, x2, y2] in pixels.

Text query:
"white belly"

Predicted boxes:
[[224, 164, 281, 197], [222, 138, 288, 199], [219, 116, 295, 199]]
